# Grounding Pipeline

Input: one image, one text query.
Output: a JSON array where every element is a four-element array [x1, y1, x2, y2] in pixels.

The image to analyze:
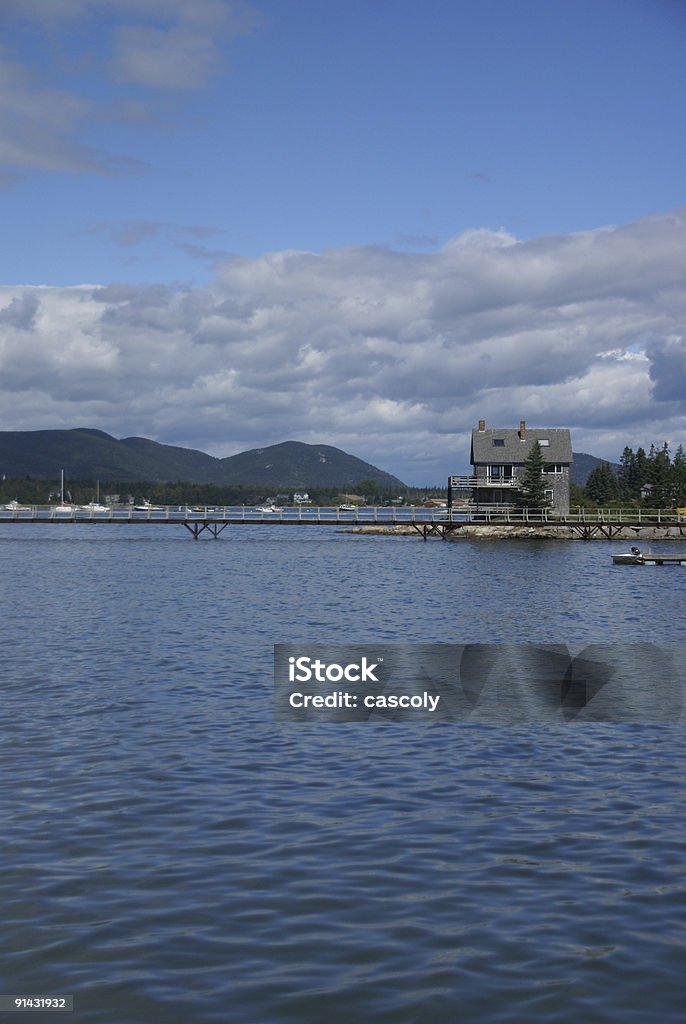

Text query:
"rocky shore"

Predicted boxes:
[[343, 524, 686, 541]]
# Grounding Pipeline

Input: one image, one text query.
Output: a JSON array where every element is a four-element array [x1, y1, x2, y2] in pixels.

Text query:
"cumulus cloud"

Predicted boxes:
[[0, 210, 684, 483]]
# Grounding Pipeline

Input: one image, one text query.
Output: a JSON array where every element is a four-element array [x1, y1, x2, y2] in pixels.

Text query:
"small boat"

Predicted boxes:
[[134, 500, 164, 511], [2, 499, 31, 511], [53, 469, 76, 511], [338, 503, 357, 512], [80, 482, 108, 512], [612, 546, 643, 565], [255, 505, 283, 513], [612, 546, 686, 566]]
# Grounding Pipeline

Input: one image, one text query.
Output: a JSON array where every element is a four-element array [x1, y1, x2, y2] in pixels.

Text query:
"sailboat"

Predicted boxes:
[[53, 470, 77, 512], [79, 480, 109, 512]]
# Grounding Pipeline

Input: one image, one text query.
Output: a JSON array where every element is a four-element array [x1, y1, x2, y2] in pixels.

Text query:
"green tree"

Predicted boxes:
[[617, 446, 637, 501], [585, 462, 620, 505], [634, 447, 649, 497], [646, 442, 672, 507], [355, 479, 380, 501], [672, 445, 686, 506], [515, 440, 550, 508]]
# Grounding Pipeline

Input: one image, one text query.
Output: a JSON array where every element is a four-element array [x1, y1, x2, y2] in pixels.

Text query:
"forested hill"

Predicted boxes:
[[570, 452, 620, 486], [0, 429, 406, 489]]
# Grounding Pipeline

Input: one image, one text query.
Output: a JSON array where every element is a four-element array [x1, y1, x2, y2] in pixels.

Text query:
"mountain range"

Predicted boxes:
[[0, 429, 406, 489], [0, 428, 615, 489]]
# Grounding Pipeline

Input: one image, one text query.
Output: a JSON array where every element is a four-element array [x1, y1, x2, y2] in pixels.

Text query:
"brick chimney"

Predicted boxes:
[[519, 420, 526, 440], [478, 419, 486, 432]]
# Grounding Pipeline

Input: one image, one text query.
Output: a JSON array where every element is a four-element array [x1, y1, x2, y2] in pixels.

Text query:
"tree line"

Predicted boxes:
[[582, 443, 686, 507], [0, 476, 442, 507], [494, 439, 686, 509]]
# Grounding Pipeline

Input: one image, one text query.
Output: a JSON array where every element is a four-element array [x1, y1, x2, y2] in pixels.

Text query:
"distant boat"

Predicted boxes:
[[338, 503, 357, 512], [134, 500, 164, 511], [255, 505, 283, 513], [3, 499, 31, 511], [53, 469, 76, 511], [80, 482, 108, 512]]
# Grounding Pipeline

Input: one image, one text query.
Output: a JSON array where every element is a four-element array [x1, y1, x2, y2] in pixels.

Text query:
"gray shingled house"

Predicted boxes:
[[469, 420, 573, 513]]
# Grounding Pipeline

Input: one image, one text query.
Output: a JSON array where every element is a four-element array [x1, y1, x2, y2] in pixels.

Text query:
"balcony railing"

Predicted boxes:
[[449, 476, 518, 488]]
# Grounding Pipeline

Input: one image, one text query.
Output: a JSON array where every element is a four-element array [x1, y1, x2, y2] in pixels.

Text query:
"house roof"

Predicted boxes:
[[471, 427, 573, 465]]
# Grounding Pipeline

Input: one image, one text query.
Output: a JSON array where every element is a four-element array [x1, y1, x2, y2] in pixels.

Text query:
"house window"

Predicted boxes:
[[539, 439, 550, 446], [492, 438, 505, 446], [544, 464, 564, 474], [544, 488, 554, 501], [487, 465, 513, 482]]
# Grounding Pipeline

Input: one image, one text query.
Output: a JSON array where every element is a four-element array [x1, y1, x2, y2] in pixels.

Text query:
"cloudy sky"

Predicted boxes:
[[1, 0, 684, 484]]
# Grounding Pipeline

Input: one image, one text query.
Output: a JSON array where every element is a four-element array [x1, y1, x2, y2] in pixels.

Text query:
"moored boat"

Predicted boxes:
[[612, 547, 643, 565], [612, 546, 686, 566], [134, 500, 164, 511]]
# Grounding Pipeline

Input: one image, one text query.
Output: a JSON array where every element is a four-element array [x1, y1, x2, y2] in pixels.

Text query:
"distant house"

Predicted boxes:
[[469, 419, 573, 513]]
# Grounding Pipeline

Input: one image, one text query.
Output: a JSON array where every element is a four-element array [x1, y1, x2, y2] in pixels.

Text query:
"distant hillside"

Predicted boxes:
[[571, 452, 620, 486], [0, 429, 406, 489], [219, 441, 404, 489]]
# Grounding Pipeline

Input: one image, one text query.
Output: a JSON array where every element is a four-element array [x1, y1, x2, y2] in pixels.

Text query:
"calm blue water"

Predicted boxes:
[[1, 525, 684, 1023]]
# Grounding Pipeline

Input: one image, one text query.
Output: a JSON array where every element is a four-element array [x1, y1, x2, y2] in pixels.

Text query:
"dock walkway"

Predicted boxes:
[[0, 505, 684, 539]]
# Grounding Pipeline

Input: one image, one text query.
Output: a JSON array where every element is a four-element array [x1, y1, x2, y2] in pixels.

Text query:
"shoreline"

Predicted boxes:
[[342, 524, 686, 541]]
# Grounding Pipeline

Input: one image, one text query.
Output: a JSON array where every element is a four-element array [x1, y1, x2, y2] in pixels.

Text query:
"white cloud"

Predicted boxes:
[[0, 210, 684, 483]]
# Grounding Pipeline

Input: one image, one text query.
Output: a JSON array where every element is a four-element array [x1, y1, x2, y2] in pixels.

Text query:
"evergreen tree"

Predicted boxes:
[[672, 445, 686, 506], [634, 447, 649, 496], [585, 463, 620, 505], [646, 442, 672, 507], [515, 440, 550, 508], [617, 446, 637, 500]]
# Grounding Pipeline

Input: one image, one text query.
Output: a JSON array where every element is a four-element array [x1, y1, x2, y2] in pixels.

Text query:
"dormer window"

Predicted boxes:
[[539, 439, 550, 446], [492, 438, 505, 446]]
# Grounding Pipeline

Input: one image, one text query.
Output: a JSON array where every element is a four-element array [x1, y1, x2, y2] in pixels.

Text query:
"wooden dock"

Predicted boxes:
[[613, 551, 686, 566], [0, 505, 684, 540]]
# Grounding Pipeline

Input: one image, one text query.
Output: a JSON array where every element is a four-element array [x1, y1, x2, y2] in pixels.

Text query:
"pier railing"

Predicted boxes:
[[0, 504, 455, 523], [455, 507, 685, 524], [0, 504, 684, 526]]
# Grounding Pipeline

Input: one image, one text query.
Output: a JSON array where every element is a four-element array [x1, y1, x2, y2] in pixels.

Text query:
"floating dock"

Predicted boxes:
[[612, 551, 686, 566]]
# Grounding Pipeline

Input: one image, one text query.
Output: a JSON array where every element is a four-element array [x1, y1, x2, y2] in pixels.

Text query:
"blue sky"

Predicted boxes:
[[1, 0, 685, 484]]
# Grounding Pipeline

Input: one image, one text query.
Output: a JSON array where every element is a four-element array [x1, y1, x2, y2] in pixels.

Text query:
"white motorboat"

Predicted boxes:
[[134, 500, 164, 511], [255, 505, 283, 513], [612, 547, 643, 565], [338, 503, 357, 512], [79, 503, 110, 512], [3, 499, 31, 511], [612, 546, 686, 566]]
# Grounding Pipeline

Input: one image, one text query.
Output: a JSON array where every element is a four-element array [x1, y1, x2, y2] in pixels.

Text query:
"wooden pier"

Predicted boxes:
[[0, 505, 684, 539]]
